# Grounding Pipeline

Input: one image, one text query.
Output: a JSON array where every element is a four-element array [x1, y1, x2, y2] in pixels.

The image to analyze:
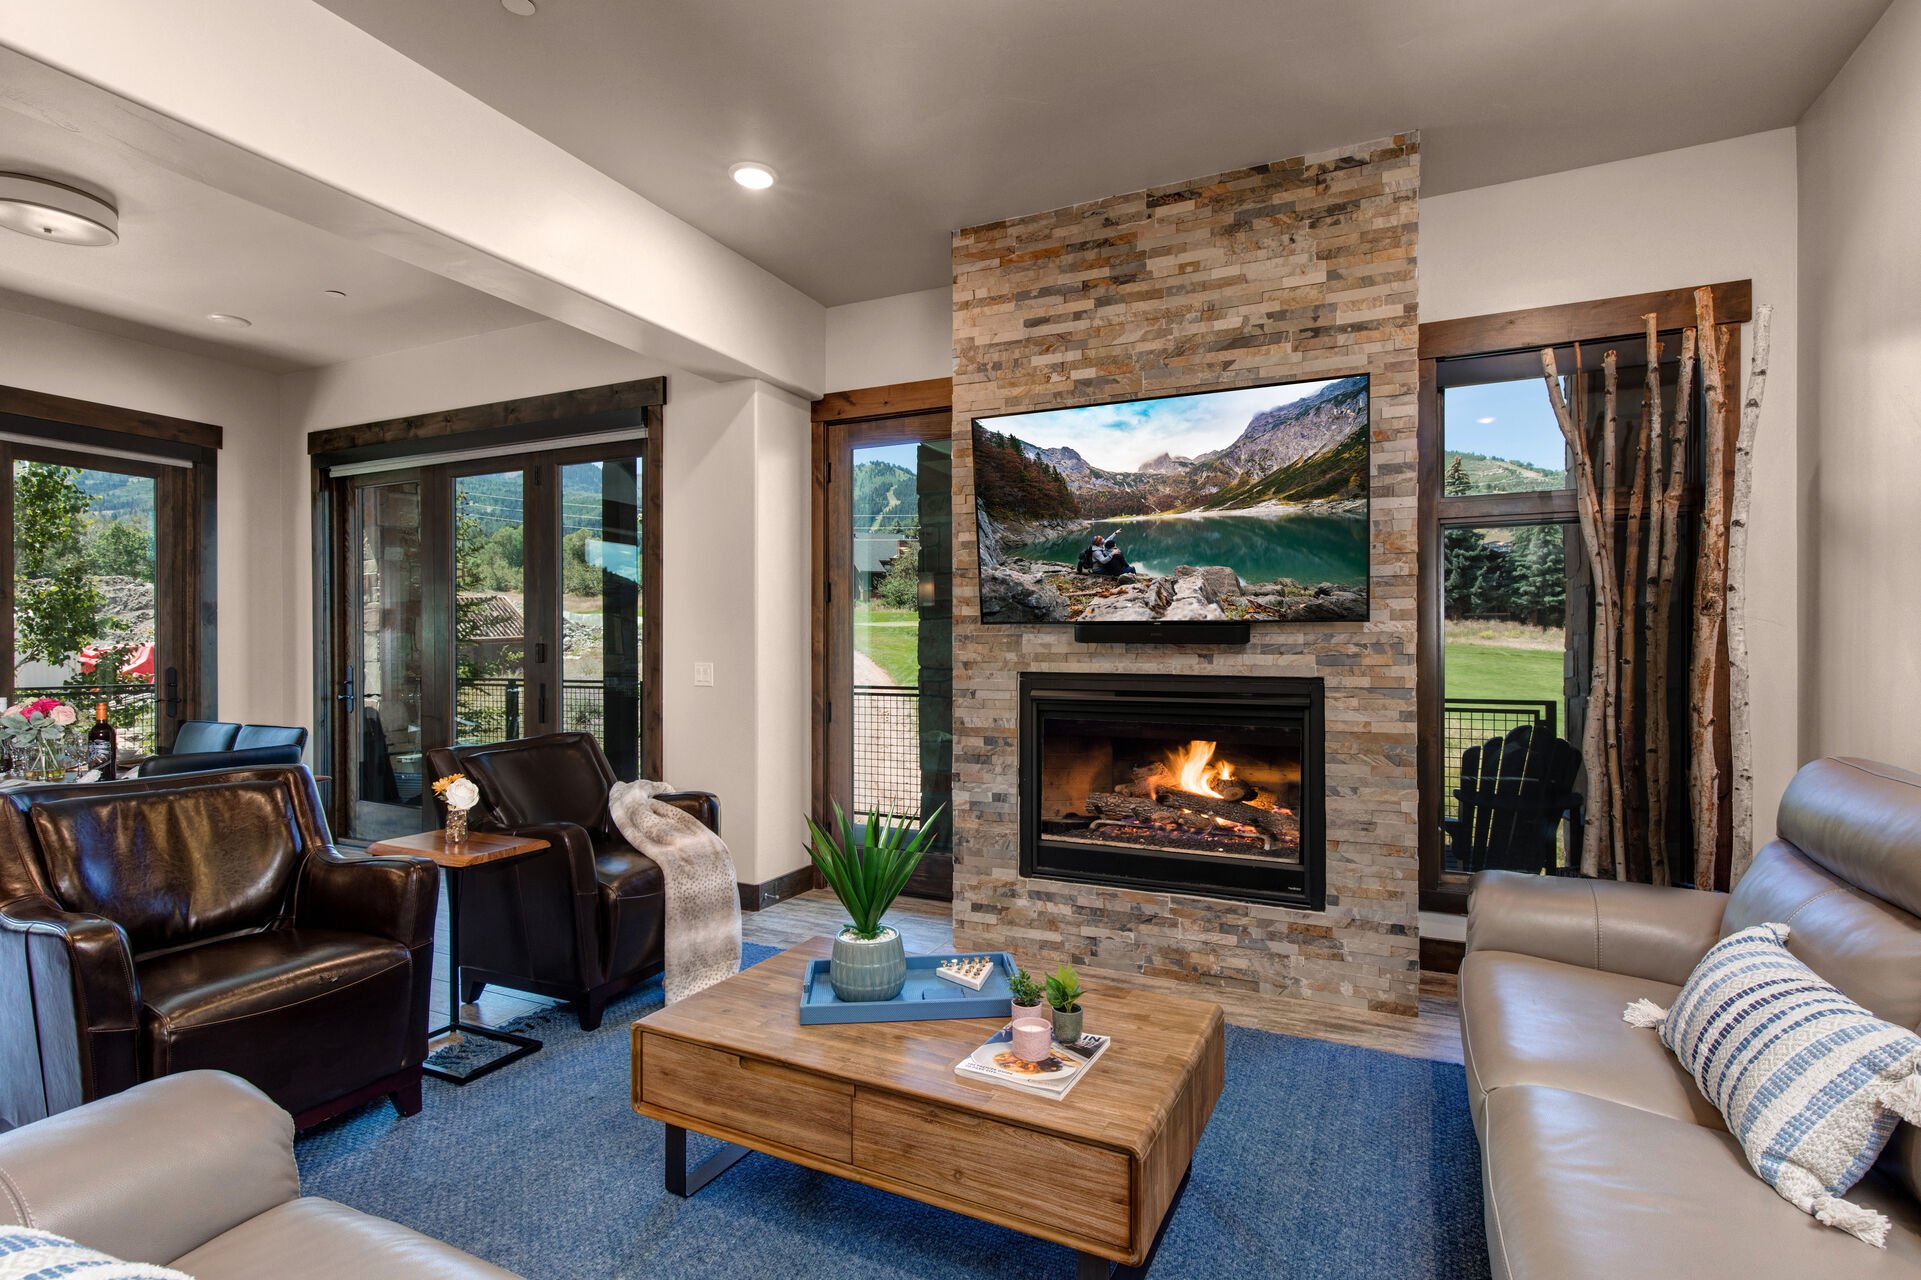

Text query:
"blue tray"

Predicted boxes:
[[799, 952, 1018, 1025]]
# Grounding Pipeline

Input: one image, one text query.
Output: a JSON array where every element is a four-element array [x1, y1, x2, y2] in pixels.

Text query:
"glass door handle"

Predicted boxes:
[[337, 664, 356, 707]]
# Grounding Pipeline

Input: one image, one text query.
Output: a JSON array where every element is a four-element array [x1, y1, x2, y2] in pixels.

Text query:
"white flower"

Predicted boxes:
[[445, 777, 481, 812], [47, 704, 78, 727]]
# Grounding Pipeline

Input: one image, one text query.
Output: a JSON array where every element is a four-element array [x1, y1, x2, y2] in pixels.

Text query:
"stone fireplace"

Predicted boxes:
[[950, 134, 1422, 1017], [1021, 672, 1325, 911]]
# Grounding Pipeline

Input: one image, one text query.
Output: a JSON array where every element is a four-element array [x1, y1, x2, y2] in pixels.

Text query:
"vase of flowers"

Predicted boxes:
[[433, 772, 482, 846], [1, 698, 78, 781], [804, 801, 945, 1002]]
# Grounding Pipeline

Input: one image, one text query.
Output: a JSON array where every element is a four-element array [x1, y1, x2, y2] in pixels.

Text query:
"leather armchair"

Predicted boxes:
[[0, 766, 437, 1132], [425, 733, 719, 1030]]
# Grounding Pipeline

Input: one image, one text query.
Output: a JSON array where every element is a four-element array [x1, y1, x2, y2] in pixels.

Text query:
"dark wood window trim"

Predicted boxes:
[[0, 386, 218, 746], [809, 377, 953, 832], [310, 380, 665, 835], [1417, 284, 1750, 912]]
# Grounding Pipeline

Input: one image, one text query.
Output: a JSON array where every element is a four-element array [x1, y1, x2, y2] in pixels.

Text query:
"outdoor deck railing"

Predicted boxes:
[[12, 683, 158, 757], [454, 676, 629, 744], [853, 683, 923, 820], [1441, 695, 1563, 870]]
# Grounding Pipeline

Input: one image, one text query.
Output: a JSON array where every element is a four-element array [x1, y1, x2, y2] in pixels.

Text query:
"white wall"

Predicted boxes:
[[0, 305, 301, 726], [1797, 0, 1921, 772], [279, 319, 815, 883], [1422, 128, 1802, 850], [824, 287, 952, 392]]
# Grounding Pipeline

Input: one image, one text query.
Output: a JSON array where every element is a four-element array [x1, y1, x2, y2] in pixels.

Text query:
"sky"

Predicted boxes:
[[974, 379, 1345, 474], [1441, 379, 1568, 469], [855, 441, 921, 471]]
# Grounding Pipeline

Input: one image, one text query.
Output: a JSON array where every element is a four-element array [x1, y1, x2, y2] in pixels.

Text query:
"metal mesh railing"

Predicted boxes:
[[453, 677, 632, 745], [1442, 697, 1561, 871], [12, 684, 159, 757], [853, 684, 922, 820]]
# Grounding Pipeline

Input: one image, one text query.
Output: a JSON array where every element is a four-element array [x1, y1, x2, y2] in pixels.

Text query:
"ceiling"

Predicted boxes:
[[0, 98, 537, 372], [319, 0, 1889, 307]]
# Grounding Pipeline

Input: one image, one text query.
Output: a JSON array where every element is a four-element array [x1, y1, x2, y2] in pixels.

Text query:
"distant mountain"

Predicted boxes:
[[1443, 450, 1566, 494], [853, 459, 918, 532], [979, 376, 1370, 520]]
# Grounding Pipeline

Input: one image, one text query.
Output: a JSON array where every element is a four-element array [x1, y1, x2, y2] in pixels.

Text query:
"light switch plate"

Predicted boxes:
[[693, 662, 715, 687]]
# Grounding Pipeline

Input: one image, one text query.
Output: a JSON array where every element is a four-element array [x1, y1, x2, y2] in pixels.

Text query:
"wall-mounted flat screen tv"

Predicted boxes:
[[974, 374, 1370, 625]]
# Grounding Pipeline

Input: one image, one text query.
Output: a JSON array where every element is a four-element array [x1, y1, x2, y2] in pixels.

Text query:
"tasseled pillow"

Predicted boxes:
[[1623, 922, 1921, 1247]]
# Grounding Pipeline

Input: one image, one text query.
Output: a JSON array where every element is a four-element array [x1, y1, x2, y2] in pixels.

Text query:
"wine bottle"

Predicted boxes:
[[86, 702, 117, 780]]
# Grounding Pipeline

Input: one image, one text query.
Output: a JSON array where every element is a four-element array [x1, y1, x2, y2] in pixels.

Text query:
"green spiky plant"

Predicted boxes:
[[1008, 967, 1044, 1008], [1044, 964, 1083, 1013], [803, 802, 947, 940]]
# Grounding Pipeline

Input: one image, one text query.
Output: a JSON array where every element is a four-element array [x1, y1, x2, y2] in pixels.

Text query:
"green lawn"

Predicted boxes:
[[855, 604, 920, 687], [1444, 640, 1565, 733]]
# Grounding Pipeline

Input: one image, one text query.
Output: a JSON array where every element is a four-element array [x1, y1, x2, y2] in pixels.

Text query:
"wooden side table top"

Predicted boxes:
[[364, 828, 550, 869], [631, 937, 1225, 1266]]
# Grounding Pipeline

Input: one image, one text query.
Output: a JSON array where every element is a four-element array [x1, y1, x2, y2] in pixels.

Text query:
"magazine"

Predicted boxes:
[[953, 1022, 1111, 1099]]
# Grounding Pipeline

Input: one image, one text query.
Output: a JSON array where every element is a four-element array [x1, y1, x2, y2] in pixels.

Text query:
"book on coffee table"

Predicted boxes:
[[954, 1023, 1112, 1099]]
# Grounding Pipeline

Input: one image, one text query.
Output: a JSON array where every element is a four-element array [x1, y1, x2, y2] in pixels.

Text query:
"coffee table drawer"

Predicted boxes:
[[852, 1092, 1132, 1249], [639, 1034, 853, 1162]]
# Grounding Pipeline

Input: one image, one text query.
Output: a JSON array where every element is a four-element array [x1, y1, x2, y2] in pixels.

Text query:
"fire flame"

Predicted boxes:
[[1166, 739, 1234, 799]]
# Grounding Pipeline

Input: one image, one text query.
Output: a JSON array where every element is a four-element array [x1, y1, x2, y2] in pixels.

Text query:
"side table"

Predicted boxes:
[[365, 828, 551, 1084]]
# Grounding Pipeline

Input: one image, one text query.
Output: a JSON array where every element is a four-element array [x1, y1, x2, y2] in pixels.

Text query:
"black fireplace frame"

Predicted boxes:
[[1018, 671, 1327, 911]]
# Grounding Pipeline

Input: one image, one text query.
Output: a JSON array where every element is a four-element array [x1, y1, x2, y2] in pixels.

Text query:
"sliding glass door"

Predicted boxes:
[[326, 442, 655, 839]]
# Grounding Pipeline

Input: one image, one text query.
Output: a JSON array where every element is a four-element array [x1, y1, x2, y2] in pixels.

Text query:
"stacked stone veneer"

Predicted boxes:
[[949, 135, 1422, 1016]]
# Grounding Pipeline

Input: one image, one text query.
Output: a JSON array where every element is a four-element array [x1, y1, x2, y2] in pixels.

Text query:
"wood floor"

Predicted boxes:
[[437, 885, 1462, 1064]]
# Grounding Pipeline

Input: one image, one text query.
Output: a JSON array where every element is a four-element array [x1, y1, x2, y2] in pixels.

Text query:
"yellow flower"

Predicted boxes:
[[431, 773, 466, 796]]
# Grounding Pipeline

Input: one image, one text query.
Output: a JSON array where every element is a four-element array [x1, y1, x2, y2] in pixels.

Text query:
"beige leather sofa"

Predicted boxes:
[[1462, 756, 1921, 1278], [0, 1071, 520, 1279]]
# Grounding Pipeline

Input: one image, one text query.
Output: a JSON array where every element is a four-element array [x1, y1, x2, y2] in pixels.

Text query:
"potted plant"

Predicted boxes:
[[1008, 967, 1045, 1012], [1045, 964, 1085, 1045], [804, 802, 945, 1002]]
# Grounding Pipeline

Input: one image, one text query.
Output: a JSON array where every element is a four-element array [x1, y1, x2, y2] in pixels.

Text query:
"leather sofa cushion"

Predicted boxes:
[[30, 780, 305, 955], [462, 736, 613, 833], [171, 721, 241, 754], [592, 841, 663, 899], [139, 929, 412, 1117], [1724, 841, 1921, 1029], [172, 1198, 519, 1279], [1481, 1085, 1921, 1279], [1460, 951, 1722, 1133]]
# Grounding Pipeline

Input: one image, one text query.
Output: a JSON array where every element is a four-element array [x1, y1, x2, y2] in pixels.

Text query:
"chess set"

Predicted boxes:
[[933, 955, 996, 991]]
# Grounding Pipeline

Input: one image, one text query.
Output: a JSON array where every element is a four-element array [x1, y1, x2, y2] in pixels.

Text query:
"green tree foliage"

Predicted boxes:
[[562, 527, 601, 597], [971, 425, 1078, 521], [1444, 523, 1567, 626], [877, 537, 920, 609], [85, 520, 155, 578], [852, 460, 918, 533], [13, 463, 115, 675]]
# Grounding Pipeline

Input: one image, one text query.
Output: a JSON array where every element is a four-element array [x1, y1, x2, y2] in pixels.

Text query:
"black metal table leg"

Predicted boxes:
[[423, 864, 542, 1084], [664, 1123, 752, 1197], [1074, 1162, 1190, 1278]]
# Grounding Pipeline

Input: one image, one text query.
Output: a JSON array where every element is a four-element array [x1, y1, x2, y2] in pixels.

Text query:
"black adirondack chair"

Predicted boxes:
[[1445, 722, 1584, 875]]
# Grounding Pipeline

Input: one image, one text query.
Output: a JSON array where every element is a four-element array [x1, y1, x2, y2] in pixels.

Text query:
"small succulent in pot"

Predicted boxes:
[[1044, 964, 1085, 1045], [804, 801, 946, 1002], [1008, 967, 1045, 1010]]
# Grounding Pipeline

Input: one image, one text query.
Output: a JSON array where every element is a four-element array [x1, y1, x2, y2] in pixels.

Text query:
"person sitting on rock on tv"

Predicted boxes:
[[1089, 532, 1135, 577]]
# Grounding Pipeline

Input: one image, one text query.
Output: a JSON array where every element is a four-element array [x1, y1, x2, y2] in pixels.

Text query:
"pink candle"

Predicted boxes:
[[1010, 1017, 1053, 1063]]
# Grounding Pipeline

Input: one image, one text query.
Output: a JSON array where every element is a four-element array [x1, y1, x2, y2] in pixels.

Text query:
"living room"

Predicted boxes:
[[0, 2, 1917, 1277]]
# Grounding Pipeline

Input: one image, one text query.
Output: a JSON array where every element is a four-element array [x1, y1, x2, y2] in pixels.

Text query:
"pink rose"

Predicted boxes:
[[47, 704, 78, 727], [0, 705, 22, 719]]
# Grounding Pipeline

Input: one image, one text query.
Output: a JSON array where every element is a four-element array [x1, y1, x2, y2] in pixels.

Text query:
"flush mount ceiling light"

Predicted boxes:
[[0, 173, 119, 247], [205, 313, 253, 328], [729, 162, 777, 191], [501, 0, 537, 14]]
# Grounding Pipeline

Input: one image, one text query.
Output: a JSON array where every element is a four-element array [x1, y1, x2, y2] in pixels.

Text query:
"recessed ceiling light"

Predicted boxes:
[[0, 173, 119, 247], [206, 313, 253, 328], [501, 0, 537, 14], [729, 162, 777, 191]]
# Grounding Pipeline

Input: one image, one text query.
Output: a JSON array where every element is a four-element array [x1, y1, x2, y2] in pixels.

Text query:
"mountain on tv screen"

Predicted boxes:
[[973, 375, 1369, 625]]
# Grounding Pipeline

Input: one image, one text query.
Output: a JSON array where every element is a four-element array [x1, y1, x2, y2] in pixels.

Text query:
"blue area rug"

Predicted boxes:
[[297, 945, 1488, 1278]]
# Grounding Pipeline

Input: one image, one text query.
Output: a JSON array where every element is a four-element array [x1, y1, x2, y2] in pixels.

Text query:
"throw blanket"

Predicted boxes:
[[0, 1227, 190, 1279], [608, 779, 741, 1004]]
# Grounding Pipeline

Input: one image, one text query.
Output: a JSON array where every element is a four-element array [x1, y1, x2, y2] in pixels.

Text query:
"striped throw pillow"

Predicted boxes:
[[0, 1226, 190, 1279], [1623, 922, 1921, 1246]]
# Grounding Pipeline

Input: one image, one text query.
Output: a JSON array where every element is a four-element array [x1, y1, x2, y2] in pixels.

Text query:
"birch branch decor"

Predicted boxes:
[[1726, 302, 1774, 881]]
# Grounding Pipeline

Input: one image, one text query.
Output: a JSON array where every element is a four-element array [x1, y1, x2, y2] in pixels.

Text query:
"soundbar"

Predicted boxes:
[[1072, 621, 1252, 646]]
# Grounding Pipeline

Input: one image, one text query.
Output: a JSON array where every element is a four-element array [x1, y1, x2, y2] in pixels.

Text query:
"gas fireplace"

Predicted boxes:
[[1018, 672, 1325, 910]]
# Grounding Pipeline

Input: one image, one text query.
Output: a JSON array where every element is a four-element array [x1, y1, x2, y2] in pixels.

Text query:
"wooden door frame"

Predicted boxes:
[[809, 378, 953, 893], [1416, 282, 1750, 911], [311, 380, 665, 834], [0, 386, 220, 746]]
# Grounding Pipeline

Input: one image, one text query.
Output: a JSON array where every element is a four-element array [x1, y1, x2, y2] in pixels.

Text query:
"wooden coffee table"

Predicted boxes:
[[631, 939, 1224, 1277]]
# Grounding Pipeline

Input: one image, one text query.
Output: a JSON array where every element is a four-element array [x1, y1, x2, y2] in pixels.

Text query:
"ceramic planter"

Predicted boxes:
[[830, 926, 906, 1001], [1051, 1004, 1084, 1045]]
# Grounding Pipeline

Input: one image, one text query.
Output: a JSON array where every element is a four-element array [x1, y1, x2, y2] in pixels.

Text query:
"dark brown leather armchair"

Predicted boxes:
[[0, 766, 437, 1133], [425, 733, 719, 1030]]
